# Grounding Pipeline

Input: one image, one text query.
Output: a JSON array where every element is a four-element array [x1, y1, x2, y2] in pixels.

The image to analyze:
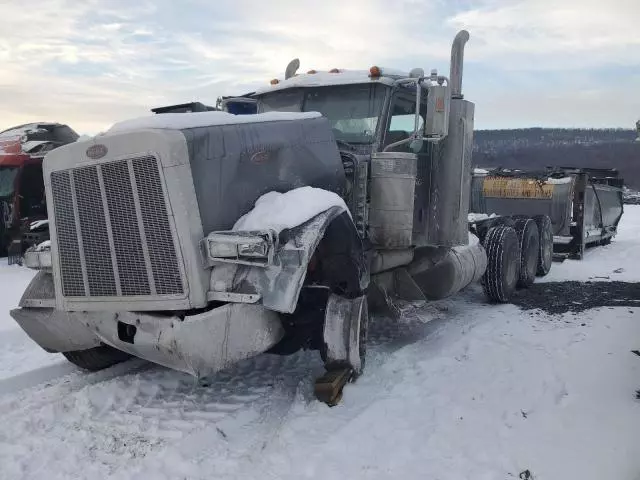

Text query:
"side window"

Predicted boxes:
[[19, 163, 46, 216], [384, 88, 427, 149]]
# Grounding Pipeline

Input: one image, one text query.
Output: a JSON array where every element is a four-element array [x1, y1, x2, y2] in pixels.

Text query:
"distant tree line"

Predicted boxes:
[[473, 128, 640, 188]]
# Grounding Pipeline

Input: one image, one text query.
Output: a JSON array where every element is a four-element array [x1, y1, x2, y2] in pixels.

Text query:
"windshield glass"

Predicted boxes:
[[0, 167, 18, 198], [258, 84, 386, 144]]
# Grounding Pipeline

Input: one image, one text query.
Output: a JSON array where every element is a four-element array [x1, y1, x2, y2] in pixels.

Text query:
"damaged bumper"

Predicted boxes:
[[10, 303, 284, 378]]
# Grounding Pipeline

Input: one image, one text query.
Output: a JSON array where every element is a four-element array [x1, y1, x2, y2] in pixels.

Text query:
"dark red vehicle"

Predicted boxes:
[[0, 123, 78, 255]]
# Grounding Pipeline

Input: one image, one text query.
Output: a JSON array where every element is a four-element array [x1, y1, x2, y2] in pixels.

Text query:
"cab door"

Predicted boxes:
[[381, 86, 433, 247]]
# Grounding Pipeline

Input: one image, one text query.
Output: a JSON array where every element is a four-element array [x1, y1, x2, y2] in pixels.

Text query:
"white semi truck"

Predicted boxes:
[[11, 31, 551, 403]]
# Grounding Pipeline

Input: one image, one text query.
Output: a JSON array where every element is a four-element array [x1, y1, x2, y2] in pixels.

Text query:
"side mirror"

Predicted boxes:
[[409, 139, 424, 153], [424, 84, 450, 139]]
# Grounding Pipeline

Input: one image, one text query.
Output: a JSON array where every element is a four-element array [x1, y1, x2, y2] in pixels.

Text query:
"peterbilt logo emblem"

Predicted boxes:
[[86, 144, 108, 159]]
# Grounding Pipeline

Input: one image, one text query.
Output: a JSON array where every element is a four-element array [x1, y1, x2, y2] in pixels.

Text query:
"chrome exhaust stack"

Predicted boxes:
[[450, 30, 470, 99]]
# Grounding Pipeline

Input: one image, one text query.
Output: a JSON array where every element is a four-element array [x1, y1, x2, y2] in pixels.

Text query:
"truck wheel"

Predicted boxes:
[[63, 345, 131, 372], [321, 294, 368, 379], [513, 218, 539, 289], [352, 298, 369, 380], [532, 215, 553, 276], [482, 225, 520, 303]]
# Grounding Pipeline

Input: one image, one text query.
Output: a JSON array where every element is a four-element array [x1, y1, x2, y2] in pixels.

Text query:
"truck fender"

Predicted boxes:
[[209, 206, 367, 313]]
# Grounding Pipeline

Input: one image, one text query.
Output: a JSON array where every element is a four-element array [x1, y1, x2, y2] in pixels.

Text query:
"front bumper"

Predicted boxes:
[[10, 303, 284, 378]]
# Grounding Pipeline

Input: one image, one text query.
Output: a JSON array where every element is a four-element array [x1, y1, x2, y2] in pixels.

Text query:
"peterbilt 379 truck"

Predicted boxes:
[[10, 31, 552, 403]]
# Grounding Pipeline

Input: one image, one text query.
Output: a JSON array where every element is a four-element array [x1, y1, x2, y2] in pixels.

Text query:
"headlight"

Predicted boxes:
[[204, 230, 276, 267], [23, 248, 52, 271], [238, 239, 269, 258], [209, 242, 238, 258]]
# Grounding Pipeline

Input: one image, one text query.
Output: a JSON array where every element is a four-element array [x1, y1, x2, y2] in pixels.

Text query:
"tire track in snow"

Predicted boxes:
[[0, 291, 486, 480], [118, 295, 489, 480]]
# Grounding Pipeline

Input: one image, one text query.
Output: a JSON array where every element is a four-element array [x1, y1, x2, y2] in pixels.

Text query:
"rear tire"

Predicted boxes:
[[482, 225, 520, 303], [513, 218, 539, 289], [63, 345, 131, 372], [532, 215, 553, 276]]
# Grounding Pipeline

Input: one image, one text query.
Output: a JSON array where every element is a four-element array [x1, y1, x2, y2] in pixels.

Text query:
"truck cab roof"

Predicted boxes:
[[252, 68, 411, 96]]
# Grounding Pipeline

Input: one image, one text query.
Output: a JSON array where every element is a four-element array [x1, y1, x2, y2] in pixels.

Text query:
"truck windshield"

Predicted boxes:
[[257, 84, 386, 144], [0, 167, 18, 198]]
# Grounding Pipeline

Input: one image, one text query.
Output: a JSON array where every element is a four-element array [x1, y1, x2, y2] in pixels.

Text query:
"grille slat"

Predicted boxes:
[[51, 155, 184, 299], [102, 161, 151, 296], [133, 157, 183, 295], [51, 171, 85, 297], [74, 167, 117, 296]]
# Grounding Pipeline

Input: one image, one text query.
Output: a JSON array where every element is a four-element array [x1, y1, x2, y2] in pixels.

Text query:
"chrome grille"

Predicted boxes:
[[51, 171, 85, 297], [102, 161, 151, 296], [133, 157, 183, 295], [51, 155, 184, 298], [74, 166, 118, 296]]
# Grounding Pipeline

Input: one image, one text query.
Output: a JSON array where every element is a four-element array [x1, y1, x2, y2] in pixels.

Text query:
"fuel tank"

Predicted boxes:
[[407, 235, 487, 300]]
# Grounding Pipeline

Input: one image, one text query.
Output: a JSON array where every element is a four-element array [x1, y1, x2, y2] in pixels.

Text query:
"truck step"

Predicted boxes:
[[314, 368, 352, 406]]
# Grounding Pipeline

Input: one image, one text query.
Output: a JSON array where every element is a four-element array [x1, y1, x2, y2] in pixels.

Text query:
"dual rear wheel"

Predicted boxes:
[[482, 214, 553, 303]]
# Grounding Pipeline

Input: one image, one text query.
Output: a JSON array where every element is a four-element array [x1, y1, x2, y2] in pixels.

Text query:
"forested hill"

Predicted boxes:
[[472, 128, 640, 188]]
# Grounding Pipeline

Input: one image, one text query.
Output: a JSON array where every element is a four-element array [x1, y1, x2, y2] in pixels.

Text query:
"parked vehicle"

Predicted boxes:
[[0, 123, 78, 258], [471, 167, 624, 259], [10, 31, 549, 404], [150, 99, 257, 115]]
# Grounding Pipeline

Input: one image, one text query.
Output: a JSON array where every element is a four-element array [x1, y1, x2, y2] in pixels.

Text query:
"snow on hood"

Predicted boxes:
[[29, 219, 48, 231], [107, 111, 321, 134], [252, 69, 403, 95], [233, 187, 348, 233], [468, 212, 498, 222], [35, 239, 51, 251]]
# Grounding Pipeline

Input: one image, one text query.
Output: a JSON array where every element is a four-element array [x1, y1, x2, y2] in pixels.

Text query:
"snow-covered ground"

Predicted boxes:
[[1, 208, 640, 480], [540, 205, 640, 283]]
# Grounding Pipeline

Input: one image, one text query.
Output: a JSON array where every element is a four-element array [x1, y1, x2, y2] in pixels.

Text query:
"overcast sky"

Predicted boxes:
[[1, 0, 639, 134]]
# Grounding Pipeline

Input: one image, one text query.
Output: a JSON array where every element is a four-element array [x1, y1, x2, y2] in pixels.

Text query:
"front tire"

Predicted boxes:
[[482, 225, 520, 303], [321, 294, 368, 379], [63, 345, 131, 372]]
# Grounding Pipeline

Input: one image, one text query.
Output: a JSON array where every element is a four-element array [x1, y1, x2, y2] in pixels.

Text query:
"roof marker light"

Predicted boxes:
[[329, 68, 340, 73], [307, 69, 317, 74], [369, 66, 381, 78], [270, 78, 279, 85]]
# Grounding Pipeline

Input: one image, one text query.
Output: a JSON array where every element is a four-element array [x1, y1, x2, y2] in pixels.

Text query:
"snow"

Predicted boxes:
[[34, 239, 50, 251], [107, 111, 321, 134], [21, 140, 52, 153], [252, 69, 402, 95], [0, 263, 59, 381], [540, 205, 640, 282], [29, 219, 48, 231], [1, 208, 640, 479], [468, 212, 497, 222], [546, 176, 572, 184], [233, 187, 348, 233]]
